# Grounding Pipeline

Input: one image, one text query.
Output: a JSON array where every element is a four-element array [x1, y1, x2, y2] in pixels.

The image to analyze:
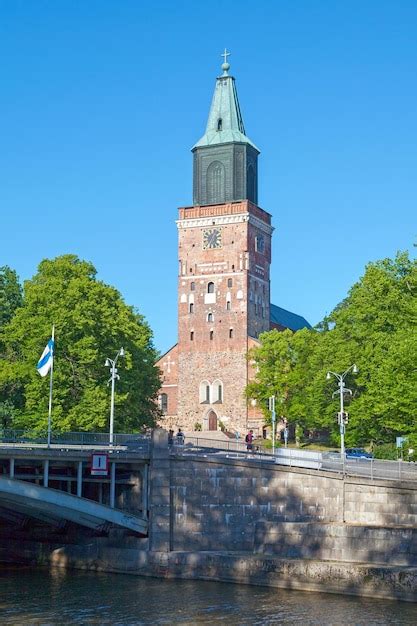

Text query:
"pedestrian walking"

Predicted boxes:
[[176, 428, 185, 446], [245, 429, 254, 451]]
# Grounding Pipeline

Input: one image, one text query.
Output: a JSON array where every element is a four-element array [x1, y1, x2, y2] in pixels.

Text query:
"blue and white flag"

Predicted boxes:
[[36, 338, 54, 377]]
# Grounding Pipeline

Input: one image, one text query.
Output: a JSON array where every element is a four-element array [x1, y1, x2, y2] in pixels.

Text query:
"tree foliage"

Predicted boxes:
[[248, 252, 417, 446], [0, 255, 161, 433], [0, 266, 23, 330]]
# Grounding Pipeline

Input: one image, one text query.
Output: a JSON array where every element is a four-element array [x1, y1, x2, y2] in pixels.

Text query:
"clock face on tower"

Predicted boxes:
[[202, 228, 222, 249]]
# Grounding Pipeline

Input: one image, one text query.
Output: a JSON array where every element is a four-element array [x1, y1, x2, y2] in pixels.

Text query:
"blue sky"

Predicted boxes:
[[1, 1, 416, 354]]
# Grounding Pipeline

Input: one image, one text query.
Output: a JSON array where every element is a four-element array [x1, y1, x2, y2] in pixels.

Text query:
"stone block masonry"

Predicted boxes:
[[167, 454, 417, 552]]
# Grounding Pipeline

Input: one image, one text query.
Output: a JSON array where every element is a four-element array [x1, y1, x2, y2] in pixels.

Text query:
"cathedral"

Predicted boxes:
[[156, 54, 310, 437]]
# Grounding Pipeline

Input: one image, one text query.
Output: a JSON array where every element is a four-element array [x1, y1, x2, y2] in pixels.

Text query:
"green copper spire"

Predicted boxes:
[[193, 50, 259, 151], [192, 51, 260, 206]]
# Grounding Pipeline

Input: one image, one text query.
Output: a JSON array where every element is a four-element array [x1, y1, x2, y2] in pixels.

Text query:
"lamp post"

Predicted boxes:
[[269, 396, 276, 454], [326, 364, 358, 460], [105, 347, 125, 445]]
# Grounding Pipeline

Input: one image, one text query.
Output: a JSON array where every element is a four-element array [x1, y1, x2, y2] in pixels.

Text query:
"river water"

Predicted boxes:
[[0, 567, 415, 625]]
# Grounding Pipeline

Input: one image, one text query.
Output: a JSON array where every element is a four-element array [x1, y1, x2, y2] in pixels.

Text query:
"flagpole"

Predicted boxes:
[[47, 325, 55, 448]]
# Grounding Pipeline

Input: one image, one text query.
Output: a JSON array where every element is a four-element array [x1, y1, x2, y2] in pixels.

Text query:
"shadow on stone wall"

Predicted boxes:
[[164, 452, 417, 599], [169, 454, 417, 567]]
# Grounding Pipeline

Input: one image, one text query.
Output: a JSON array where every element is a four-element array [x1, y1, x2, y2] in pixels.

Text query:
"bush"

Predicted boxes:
[[373, 443, 398, 460], [194, 422, 202, 432]]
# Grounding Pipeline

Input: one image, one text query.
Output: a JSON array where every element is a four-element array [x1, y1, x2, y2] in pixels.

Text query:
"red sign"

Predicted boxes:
[[90, 453, 109, 476]]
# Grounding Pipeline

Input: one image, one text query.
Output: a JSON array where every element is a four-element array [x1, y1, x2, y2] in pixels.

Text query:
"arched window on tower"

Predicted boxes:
[[207, 282, 215, 293], [207, 312, 213, 323], [207, 161, 225, 204], [217, 118, 222, 131]]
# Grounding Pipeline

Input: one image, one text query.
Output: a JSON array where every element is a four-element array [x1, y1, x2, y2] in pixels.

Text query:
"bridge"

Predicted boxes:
[[0, 477, 147, 533], [0, 434, 151, 537], [0, 429, 416, 601]]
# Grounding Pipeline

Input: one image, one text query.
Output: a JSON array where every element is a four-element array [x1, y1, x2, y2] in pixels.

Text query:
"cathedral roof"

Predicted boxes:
[[193, 52, 259, 152], [270, 304, 312, 332]]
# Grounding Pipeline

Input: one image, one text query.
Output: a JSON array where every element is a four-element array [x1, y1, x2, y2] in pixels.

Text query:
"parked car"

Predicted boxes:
[[345, 447, 373, 459]]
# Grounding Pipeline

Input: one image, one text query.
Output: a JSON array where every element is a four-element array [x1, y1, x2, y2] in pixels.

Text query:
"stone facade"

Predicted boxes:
[[157, 200, 272, 435]]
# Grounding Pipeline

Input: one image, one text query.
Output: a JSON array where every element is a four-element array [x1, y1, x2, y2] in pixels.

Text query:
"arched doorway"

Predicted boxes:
[[207, 410, 218, 431]]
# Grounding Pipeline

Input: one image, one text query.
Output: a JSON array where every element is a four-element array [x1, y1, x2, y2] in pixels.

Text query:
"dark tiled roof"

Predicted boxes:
[[270, 303, 312, 332]]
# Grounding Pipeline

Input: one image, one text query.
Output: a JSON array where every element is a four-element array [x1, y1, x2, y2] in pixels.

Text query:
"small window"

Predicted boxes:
[[190, 331, 194, 341], [206, 385, 210, 402], [210, 330, 214, 340], [207, 282, 215, 293], [227, 278, 233, 288], [217, 384, 222, 402], [189, 303, 194, 313], [231, 264, 235, 270], [207, 312, 213, 323], [226, 301, 231, 311], [217, 118, 222, 131], [255, 235, 265, 253], [160, 393, 168, 414], [190, 282, 195, 291], [229, 328, 233, 339]]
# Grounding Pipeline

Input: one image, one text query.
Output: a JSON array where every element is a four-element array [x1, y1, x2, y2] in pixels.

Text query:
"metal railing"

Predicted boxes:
[[0, 429, 150, 450], [174, 435, 274, 462], [1, 430, 415, 483], [175, 436, 417, 483]]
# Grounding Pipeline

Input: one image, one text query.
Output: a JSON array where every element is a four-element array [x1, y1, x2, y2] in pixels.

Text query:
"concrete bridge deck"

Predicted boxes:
[[0, 477, 147, 534]]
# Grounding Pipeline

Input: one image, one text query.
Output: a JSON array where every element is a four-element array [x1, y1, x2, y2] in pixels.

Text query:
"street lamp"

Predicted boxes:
[[269, 396, 276, 454], [105, 347, 125, 445], [326, 364, 358, 460]]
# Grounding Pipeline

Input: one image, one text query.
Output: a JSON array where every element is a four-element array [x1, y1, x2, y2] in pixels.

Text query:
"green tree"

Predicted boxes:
[[0, 255, 161, 433], [326, 252, 417, 445], [246, 327, 318, 428], [0, 266, 24, 422], [247, 251, 417, 447], [0, 266, 23, 329]]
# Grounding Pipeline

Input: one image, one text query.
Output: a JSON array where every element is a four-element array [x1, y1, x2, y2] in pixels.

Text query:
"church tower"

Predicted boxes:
[[156, 53, 310, 435], [169, 54, 272, 435]]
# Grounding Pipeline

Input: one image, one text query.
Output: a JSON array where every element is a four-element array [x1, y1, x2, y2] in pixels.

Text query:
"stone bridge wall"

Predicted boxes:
[[147, 432, 417, 566]]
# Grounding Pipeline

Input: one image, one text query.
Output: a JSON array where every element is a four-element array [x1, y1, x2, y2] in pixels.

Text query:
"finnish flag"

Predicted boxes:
[[36, 338, 54, 377]]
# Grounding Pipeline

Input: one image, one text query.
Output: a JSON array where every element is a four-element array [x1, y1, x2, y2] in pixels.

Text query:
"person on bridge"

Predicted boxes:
[[245, 430, 254, 451], [176, 429, 185, 446]]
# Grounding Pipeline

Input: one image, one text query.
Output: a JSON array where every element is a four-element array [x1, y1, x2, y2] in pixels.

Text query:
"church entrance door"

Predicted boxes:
[[208, 410, 218, 431]]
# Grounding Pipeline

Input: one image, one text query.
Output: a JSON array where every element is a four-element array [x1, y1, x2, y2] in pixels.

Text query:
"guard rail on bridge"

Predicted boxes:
[[175, 435, 417, 483], [0, 430, 150, 452]]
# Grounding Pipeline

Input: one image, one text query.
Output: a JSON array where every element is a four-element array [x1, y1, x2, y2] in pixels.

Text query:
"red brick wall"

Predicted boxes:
[[157, 201, 272, 437]]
